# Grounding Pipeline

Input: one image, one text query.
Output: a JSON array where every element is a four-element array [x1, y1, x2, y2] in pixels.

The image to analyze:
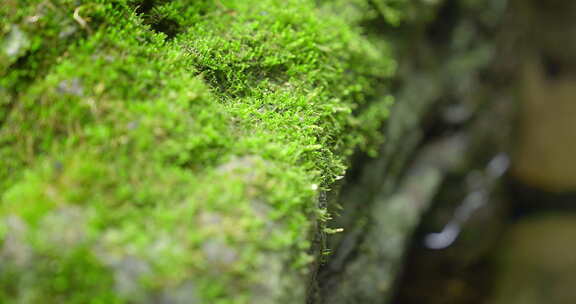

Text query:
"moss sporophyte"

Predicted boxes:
[[0, 0, 397, 302]]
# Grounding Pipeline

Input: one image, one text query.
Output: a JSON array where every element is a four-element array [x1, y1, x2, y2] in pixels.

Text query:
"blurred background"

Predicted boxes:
[[388, 0, 576, 303]]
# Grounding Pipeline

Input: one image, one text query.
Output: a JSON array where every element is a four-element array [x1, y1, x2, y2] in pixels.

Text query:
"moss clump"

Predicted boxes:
[[0, 0, 395, 302]]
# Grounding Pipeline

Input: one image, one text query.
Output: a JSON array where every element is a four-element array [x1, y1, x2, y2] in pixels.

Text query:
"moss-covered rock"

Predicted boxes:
[[0, 0, 396, 302]]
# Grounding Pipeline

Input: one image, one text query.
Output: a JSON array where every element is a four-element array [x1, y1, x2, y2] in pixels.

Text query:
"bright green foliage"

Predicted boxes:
[[0, 0, 395, 302]]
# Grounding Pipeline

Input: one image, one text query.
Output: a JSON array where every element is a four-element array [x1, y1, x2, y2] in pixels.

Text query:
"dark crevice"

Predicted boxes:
[[507, 177, 576, 220], [133, 0, 156, 15], [426, 0, 460, 46], [133, 0, 183, 40], [418, 99, 461, 142], [1, 50, 47, 131], [541, 52, 564, 80], [148, 17, 181, 40]]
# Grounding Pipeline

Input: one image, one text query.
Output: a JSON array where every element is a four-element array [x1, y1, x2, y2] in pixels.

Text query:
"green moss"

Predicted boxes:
[[0, 0, 395, 302]]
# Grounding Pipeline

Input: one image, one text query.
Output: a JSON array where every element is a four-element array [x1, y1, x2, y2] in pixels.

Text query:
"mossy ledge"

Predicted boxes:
[[0, 0, 395, 303]]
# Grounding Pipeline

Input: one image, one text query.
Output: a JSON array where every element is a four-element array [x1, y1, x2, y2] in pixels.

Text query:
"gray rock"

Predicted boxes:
[[2, 25, 30, 60]]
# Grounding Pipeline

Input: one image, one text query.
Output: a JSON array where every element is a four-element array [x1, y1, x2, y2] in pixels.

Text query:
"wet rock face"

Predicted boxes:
[[513, 58, 576, 192], [488, 215, 576, 304], [510, 0, 576, 192]]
